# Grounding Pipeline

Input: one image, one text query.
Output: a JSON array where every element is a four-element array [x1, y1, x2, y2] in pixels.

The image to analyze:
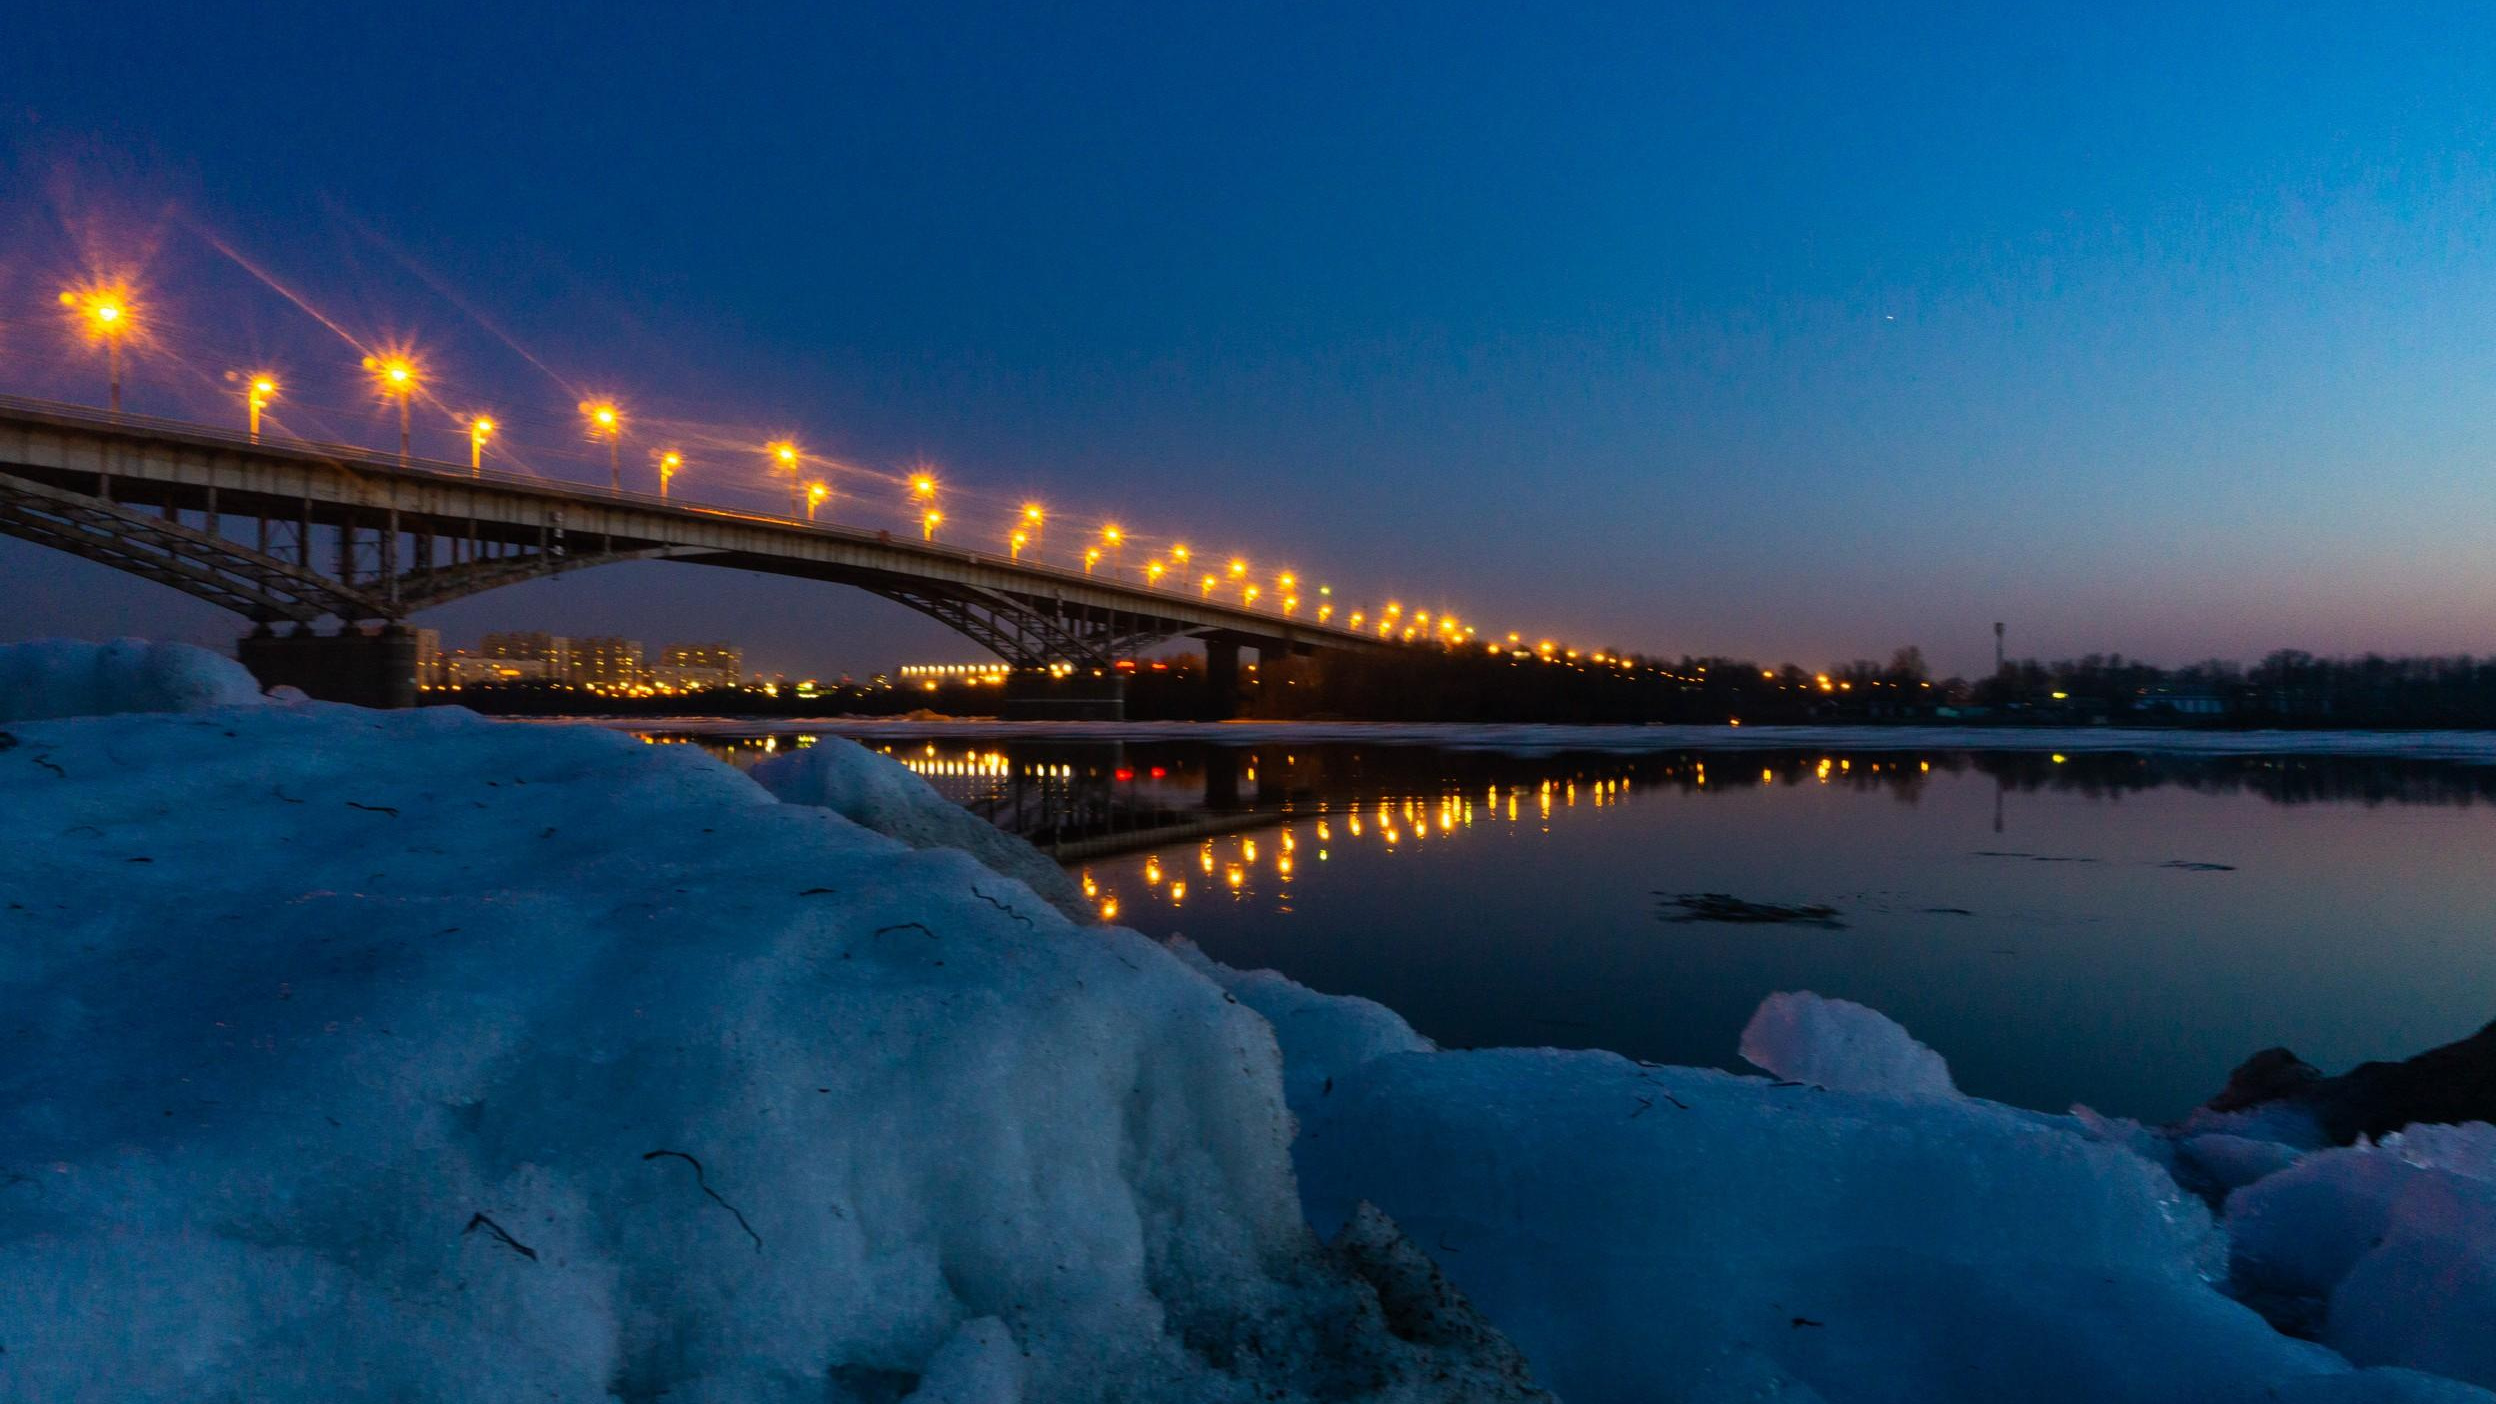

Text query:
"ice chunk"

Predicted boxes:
[[0, 637, 264, 721], [2181, 1132, 2307, 1195], [1739, 989, 1959, 1098], [752, 735, 1093, 921], [0, 704, 1548, 1402], [2232, 1127, 2496, 1389], [1169, 938, 1433, 1104]]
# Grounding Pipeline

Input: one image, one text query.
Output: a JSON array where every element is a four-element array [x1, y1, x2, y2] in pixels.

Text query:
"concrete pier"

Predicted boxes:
[[238, 625, 422, 709]]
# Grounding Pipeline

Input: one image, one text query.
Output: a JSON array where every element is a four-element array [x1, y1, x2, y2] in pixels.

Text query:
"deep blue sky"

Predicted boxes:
[[7, 3, 2496, 677]]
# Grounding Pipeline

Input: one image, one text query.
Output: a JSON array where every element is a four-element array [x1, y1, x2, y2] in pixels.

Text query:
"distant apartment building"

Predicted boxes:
[[443, 655, 549, 686], [408, 627, 444, 687], [568, 636, 645, 688], [481, 631, 573, 677], [649, 641, 744, 691]]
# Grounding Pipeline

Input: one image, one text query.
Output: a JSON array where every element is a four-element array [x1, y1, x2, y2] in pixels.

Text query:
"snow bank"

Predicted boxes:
[[1180, 948, 2494, 1404], [0, 704, 1544, 1402], [2230, 1125, 2496, 1389], [0, 637, 264, 721], [1740, 990, 1959, 1098], [750, 736, 1094, 922]]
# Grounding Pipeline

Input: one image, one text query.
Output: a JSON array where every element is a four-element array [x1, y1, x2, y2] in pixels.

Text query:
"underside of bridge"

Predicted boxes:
[[0, 425, 1335, 716]]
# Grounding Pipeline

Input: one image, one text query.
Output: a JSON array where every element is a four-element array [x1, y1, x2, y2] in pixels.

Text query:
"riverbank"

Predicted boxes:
[[600, 714, 2496, 761]]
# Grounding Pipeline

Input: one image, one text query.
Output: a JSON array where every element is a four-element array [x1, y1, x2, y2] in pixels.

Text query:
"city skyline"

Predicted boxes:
[[10, 5, 2496, 677]]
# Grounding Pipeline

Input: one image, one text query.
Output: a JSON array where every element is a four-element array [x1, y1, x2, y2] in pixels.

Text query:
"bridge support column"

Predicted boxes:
[[1203, 638, 1242, 720], [238, 624, 421, 710], [1001, 668, 1127, 721]]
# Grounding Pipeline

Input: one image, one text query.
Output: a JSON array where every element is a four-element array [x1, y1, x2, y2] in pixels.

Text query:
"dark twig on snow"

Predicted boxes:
[[462, 1212, 539, 1261], [346, 802, 399, 817], [798, 887, 837, 896], [970, 888, 1035, 927], [642, 1149, 763, 1253], [873, 922, 935, 939], [30, 754, 65, 778], [272, 787, 305, 804], [1790, 1317, 1823, 1328]]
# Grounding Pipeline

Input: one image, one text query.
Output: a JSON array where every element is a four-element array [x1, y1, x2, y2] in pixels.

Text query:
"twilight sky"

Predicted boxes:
[[7, 2, 2496, 678]]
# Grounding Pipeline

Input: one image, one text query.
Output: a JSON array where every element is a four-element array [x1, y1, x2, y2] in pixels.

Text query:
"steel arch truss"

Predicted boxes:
[[0, 470, 384, 624], [389, 547, 668, 614], [865, 583, 1192, 670]]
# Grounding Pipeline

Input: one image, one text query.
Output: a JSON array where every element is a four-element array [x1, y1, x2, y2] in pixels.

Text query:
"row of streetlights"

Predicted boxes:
[[49, 278, 1508, 646]]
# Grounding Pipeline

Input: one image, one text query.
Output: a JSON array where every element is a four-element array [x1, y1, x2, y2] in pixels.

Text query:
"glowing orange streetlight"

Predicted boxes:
[[1170, 543, 1190, 570], [1228, 557, 1248, 580], [579, 400, 624, 492], [1083, 546, 1102, 573], [61, 285, 137, 412], [657, 450, 682, 497], [806, 481, 831, 521], [910, 471, 939, 503], [767, 441, 801, 514], [363, 353, 422, 461], [1145, 558, 1166, 587], [1099, 523, 1124, 574], [241, 373, 279, 440], [1201, 573, 1219, 597], [1009, 528, 1029, 560], [921, 508, 943, 541], [1243, 583, 1261, 608], [467, 415, 496, 474]]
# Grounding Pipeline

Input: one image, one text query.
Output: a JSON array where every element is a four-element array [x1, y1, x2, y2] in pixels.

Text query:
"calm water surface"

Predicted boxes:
[[652, 730, 2496, 1120]]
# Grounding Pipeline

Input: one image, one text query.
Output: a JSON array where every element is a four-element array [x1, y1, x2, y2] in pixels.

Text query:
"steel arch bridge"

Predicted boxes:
[[0, 395, 1397, 708]]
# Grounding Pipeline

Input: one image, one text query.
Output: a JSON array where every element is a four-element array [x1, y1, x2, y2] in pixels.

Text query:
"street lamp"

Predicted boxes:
[[1243, 583, 1261, 608], [1201, 574, 1218, 597], [362, 353, 421, 462], [1100, 523, 1123, 575], [1083, 546, 1102, 573], [922, 508, 943, 541], [60, 285, 136, 412], [910, 472, 939, 505], [579, 400, 624, 493], [768, 441, 801, 514], [242, 374, 279, 440], [1170, 543, 1190, 571], [1145, 558, 1166, 587], [1009, 529, 1028, 560], [658, 450, 682, 498], [806, 481, 831, 521], [468, 415, 496, 474]]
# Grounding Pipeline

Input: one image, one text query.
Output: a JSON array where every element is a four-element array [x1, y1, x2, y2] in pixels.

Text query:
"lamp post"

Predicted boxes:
[[922, 508, 943, 542], [245, 375, 278, 440], [468, 416, 495, 474], [1100, 523, 1124, 577], [60, 287, 135, 412], [363, 354, 421, 462], [1021, 503, 1044, 562], [658, 450, 682, 498], [769, 442, 801, 515], [806, 481, 830, 521], [580, 401, 623, 493], [1009, 529, 1028, 560]]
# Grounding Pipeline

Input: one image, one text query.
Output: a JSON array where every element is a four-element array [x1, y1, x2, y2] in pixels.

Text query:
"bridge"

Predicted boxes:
[[0, 395, 1405, 716]]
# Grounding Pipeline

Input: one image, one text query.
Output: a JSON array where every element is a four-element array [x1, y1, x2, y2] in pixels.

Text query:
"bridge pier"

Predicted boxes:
[[237, 624, 422, 709], [1203, 638, 1243, 720], [1000, 669, 1127, 721]]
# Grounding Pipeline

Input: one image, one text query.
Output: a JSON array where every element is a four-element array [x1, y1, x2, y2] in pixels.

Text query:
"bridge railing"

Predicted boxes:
[[0, 392, 1385, 645]]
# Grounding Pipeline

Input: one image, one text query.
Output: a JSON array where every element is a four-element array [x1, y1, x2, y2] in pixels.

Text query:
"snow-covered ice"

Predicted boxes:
[[1739, 990, 1959, 1098], [749, 736, 1093, 921], [0, 644, 1543, 1403], [0, 636, 265, 722], [9, 639, 2496, 1402]]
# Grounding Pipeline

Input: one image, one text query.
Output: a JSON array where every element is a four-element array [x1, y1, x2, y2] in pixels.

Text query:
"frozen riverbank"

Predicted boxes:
[[595, 715, 2496, 761], [6, 642, 2495, 1402]]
